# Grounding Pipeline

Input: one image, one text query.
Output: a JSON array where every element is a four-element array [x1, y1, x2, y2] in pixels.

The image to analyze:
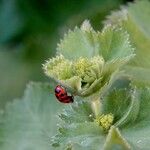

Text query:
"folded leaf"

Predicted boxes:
[[122, 87, 150, 149]]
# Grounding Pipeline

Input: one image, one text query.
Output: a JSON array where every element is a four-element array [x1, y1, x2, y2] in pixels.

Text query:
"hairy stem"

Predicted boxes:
[[91, 95, 101, 117]]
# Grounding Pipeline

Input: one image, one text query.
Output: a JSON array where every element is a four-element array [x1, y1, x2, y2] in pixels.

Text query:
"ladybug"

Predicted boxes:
[[55, 85, 74, 103]]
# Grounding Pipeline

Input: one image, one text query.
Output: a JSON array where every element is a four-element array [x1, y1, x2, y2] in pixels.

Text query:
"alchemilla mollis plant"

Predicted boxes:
[[0, 1, 150, 150], [43, 19, 137, 149]]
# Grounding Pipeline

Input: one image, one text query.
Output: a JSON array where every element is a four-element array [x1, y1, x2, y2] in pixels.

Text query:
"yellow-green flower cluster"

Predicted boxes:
[[43, 55, 73, 80], [95, 113, 114, 131], [73, 56, 104, 83], [43, 55, 105, 94]]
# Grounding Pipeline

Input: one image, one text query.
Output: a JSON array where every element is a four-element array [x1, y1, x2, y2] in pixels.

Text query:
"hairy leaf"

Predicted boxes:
[[98, 25, 134, 62], [122, 87, 150, 149], [101, 82, 140, 128], [104, 0, 150, 85], [51, 99, 105, 149], [51, 93, 134, 149], [57, 21, 98, 60], [0, 82, 62, 150]]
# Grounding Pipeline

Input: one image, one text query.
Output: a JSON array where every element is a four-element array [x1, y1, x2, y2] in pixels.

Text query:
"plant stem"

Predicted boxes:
[[91, 95, 101, 117]]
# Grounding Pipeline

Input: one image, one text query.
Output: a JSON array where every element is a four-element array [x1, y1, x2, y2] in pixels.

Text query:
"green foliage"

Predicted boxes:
[[57, 25, 96, 59], [98, 25, 134, 61], [44, 22, 134, 97], [51, 81, 150, 149], [101, 82, 140, 128], [47, 1, 150, 149], [104, 0, 150, 85], [51, 83, 150, 149], [0, 82, 62, 150], [122, 87, 150, 149], [0, 0, 126, 107], [52, 98, 105, 150], [0, 0, 150, 150]]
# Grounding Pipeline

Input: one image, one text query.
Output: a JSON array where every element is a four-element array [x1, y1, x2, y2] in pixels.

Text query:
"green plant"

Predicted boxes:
[[0, 0, 150, 150], [0, 0, 126, 108]]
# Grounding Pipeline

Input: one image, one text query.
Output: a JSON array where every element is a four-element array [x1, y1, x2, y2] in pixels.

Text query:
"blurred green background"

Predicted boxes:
[[0, 0, 133, 108]]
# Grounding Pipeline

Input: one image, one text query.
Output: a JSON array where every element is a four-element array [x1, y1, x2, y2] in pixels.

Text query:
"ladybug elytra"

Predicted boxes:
[[55, 85, 74, 103]]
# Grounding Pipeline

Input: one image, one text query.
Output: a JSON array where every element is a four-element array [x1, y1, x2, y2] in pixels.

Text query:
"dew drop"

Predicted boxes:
[[89, 114, 93, 118]]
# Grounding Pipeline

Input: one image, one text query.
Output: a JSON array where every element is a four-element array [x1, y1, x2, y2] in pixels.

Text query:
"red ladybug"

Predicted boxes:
[[55, 85, 74, 103]]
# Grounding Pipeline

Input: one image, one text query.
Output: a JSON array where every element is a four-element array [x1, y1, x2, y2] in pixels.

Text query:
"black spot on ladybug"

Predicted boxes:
[[60, 93, 65, 97]]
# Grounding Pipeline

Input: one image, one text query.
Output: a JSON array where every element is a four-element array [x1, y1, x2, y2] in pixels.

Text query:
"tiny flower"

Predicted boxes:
[[95, 113, 114, 131]]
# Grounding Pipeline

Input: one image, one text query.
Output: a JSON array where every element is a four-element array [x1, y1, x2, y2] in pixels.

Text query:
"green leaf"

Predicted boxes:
[[0, 82, 62, 150], [103, 7, 150, 148], [57, 20, 134, 63], [104, 0, 150, 84], [125, 0, 150, 68], [59, 98, 94, 124], [121, 87, 150, 149], [51, 94, 134, 150], [114, 87, 140, 128], [52, 98, 107, 150], [127, 0, 150, 39], [52, 122, 105, 150], [99, 25, 134, 62], [52, 84, 150, 150], [101, 80, 140, 128], [57, 21, 98, 60]]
